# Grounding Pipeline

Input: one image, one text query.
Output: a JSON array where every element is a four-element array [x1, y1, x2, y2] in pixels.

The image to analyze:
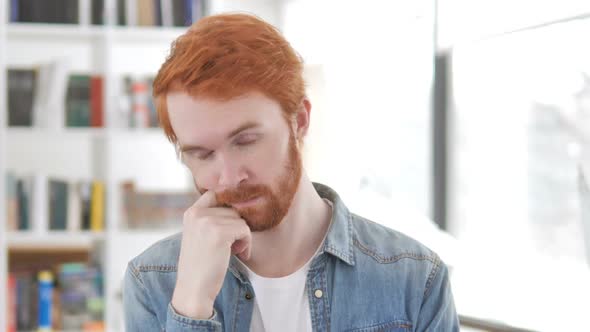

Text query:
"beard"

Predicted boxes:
[[214, 133, 302, 232]]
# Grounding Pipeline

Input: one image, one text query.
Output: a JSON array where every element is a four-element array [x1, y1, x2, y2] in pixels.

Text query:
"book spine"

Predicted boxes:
[[80, 182, 92, 230], [154, 0, 162, 26], [90, 181, 105, 232], [132, 80, 150, 128], [117, 0, 127, 25], [10, 0, 19, 22], [67, 181, 82, 232], [80, 0, 91, 25], [7, 274, 17, 332], [90, 76, 104, 127], [48, 179, 68, 231], [6, 172, 19, 231], [184, 0, 192, 25], [91, 0, 105, 25], [161, 0, 173, 26], [66, 75, 91, 127], [16, 179, 30, 230], [32, 174, 48, 234], [192, 0, 203, 23], [127, 0, 138, 26], [37, 271, 53, 331], [8, 69, 36, 127]]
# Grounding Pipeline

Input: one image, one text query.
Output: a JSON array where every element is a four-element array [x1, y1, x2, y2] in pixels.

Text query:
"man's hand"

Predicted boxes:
[[171, 190, 251, 319]]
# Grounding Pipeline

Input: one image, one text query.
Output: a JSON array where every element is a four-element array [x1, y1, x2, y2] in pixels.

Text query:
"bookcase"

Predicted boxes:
[[0, 0, 284, 330]]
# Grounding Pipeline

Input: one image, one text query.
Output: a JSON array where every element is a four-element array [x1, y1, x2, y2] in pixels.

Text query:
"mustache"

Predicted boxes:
[[216, 184, 271, 206]]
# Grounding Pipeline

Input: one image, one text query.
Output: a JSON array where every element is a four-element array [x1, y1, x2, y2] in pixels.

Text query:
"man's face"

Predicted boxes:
[[167, 91, 303, 232]]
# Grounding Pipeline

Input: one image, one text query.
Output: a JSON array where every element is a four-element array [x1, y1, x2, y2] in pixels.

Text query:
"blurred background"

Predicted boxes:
[[1, 0, 589, 331]]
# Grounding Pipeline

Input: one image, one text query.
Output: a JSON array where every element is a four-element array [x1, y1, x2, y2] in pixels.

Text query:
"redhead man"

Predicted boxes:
[[123, 13, 459, 332]]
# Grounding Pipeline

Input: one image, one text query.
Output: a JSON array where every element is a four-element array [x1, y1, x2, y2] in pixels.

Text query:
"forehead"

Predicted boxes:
[[166, 91, 287, 145]]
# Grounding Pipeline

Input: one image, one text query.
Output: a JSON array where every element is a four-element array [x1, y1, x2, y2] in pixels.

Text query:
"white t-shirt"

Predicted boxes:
[[242, 256, 314, 332], [239, 200, 333, 332]]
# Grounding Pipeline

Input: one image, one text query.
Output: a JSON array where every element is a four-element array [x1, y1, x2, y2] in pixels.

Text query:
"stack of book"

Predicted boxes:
[[7, 65, 104, 129], [116, 76, 159, 128], [122, 181, 197, 229], [5, 172, 106, 233], [9, 0, 82, 24], [8, 0, 207, 27], [7, 262, 105, 331], [118, 0, 207, 27]]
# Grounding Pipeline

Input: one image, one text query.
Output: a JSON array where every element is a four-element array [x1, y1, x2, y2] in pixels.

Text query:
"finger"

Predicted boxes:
[[220, 222, 251, 259], [206, 207, 241, 219], [192, 190, 218, 209]]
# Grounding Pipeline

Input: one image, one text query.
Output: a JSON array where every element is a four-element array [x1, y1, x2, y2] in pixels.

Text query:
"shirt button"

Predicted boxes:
[[245, 292, 253, 300], [314, 289, 323, 298]]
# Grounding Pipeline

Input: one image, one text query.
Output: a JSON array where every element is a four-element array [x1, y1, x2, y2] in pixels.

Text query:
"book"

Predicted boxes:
[[6, 172, 19, 231], [67, 181, 82, 232], [38, 270, 54, 331], [131, 79, 150, 128], [146, 76, 158, 127], [90, 76, 104, 127], [91, 0, 104, 25], [117, 0, 127, 25], [10, 0, 19, 22], [90, 181, 105, 232], [172, 0, 185, 26], [126, 0, 138, 26], [66, 75, 91, 127], [32, 173, 49, 235], [154, 0, 162, 26], [160, 0, 173, 26], [16, 0, 79, 23], [48, 179, 69, 231], [16, 178, 31, 230], [7, 274, 17, 332], [9, 261, 104, 331], [33, 59, 70, 129], [80, 181, 92, 230], [137, 0, 155, 26], [8, 69, 36, 126], [15, 272, 37, 330], [58, 263, 104, 330]]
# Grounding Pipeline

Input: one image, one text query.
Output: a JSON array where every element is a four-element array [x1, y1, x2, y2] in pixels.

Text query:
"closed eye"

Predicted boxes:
[[234, 133, 260, 146], [184, 148, 214, 161]]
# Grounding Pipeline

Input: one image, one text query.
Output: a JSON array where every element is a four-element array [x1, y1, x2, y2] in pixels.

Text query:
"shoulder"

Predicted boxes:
[[351, 212, 442, 268], [128, 232, 182, 272]]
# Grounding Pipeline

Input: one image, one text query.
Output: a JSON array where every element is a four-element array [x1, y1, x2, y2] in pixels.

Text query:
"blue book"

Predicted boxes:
[[10, 0, 18, 22]]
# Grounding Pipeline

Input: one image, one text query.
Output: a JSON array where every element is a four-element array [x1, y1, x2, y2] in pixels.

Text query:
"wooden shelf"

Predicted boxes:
[[7, 231, 105, 250]]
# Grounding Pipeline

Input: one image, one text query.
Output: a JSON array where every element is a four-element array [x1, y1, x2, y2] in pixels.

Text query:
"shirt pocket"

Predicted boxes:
[[345, 319, 413, 332]]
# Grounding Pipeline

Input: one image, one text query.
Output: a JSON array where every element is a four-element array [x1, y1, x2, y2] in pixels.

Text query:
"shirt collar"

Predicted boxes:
[[313, 182, 355, 266]]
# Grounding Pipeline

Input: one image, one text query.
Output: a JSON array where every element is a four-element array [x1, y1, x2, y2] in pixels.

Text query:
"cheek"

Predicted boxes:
[[252, 136, 291, 179]]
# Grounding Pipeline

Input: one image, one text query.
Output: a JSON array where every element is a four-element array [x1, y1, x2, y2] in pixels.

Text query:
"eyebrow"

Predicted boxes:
[[179, 121, 261, 153]]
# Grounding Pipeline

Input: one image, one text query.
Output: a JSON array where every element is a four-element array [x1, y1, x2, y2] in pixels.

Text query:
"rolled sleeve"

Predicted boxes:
[[166, 303, 222, 332]]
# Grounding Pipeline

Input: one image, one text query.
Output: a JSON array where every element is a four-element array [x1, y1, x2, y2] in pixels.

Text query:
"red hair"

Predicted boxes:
[[153, 13, 305, 144]]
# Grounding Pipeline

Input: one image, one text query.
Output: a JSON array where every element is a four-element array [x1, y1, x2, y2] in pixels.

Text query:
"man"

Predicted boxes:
[[124, 13, 459, 332]]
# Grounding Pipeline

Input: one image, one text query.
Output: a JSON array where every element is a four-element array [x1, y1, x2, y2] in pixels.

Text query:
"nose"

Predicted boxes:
[[217, 152, 248, 190]]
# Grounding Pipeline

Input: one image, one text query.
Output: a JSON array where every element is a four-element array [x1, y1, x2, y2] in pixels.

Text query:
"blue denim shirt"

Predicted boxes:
[[124, 183, 459, 331]]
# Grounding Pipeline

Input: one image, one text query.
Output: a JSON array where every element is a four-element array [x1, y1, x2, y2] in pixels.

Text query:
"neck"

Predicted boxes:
[[242, 176, 332, 278]]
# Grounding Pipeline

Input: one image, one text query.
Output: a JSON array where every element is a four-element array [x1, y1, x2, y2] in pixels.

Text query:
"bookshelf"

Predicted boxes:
[[0, 0, 284, 331]]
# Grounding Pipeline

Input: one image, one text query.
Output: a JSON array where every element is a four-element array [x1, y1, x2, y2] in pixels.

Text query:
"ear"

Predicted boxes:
[[294, 98, 312, 141]]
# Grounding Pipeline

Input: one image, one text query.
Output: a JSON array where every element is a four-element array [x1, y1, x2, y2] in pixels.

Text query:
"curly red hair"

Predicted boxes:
[[153, 13, 305, 144]]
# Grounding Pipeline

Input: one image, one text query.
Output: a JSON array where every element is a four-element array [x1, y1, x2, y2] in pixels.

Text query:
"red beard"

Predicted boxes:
[[215, 133, 302, 232]]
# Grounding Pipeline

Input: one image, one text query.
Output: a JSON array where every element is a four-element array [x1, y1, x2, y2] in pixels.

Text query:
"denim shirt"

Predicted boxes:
[[124, 183, 459, 331]]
